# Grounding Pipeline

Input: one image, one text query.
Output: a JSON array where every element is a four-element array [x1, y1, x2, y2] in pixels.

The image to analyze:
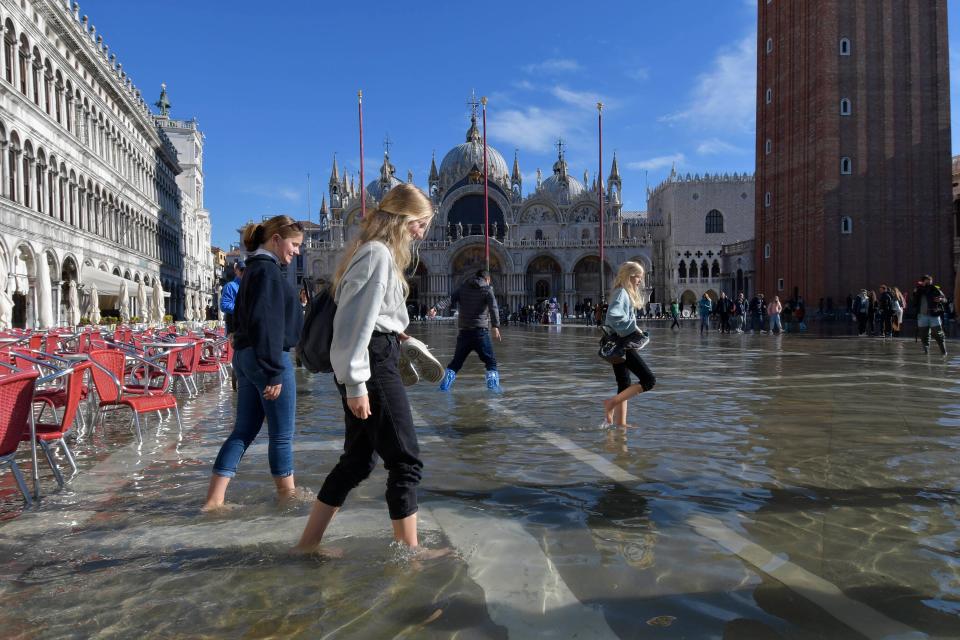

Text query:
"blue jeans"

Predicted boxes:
[[213, 347, 296, 478], [918, 314, 943, 329], [769, 313, 782, 333], [447, 328, 498, 372]]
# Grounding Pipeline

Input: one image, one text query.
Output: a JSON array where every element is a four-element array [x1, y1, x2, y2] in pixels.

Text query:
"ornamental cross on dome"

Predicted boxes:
[[466, 91, 480, 119], [555, 138, 566, 158]]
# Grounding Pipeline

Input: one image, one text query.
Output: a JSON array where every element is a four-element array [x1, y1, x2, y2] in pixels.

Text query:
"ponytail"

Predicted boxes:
[[241, 223, 264, 252]]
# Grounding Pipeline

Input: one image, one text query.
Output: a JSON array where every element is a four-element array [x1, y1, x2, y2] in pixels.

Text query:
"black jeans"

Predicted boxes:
[[719, 313, 730, 333], [318, 334, 422, 520], [446, 327, 498, 372], [613, 350, 656, 393]]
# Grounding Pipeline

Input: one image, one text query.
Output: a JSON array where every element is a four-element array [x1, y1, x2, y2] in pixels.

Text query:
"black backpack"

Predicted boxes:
[[298, 287, 337, 374]]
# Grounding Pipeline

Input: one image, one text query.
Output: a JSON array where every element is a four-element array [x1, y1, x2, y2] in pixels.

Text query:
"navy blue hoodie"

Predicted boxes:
[[232, 254, 302, 385]]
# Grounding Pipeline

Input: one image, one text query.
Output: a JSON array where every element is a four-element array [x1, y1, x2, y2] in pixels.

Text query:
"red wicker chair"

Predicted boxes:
[[22, 362, 92, 488], [87, 349, 182, 444], [0, 369, 40, 506]]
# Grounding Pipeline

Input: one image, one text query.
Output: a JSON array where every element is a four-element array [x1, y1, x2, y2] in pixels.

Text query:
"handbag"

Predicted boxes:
[[598, 326, 649, 364]]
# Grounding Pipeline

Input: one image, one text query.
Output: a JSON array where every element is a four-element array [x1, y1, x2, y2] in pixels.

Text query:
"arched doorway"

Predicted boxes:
[[12, 244, 36, 328], [447, 194, 506, 239], [526, 255, 561, 303], [573, 255, 613, 305], [680, 289, 697, 315]]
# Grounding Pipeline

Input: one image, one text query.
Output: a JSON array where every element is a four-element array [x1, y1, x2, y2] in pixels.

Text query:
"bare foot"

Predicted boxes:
[[413, 546, 454, 560], [201, 501, 241, 514], [277, 486, 313, 506], [602, 398, 617, 424]]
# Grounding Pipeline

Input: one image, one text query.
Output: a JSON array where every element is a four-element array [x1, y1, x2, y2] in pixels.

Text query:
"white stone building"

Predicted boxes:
[[304, 106, 660, 314], [0, 0, 206, 327], [648, 169, 755, 310]]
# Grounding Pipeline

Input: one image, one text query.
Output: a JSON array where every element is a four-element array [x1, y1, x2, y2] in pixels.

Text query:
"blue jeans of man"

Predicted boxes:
[[769, 313, 782, 334], [213, 347, 296, 478], [446, 327, 498, 372]]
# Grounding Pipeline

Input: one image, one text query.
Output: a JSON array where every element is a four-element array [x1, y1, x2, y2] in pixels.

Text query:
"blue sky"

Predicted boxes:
[[82, 0, 960, 249]]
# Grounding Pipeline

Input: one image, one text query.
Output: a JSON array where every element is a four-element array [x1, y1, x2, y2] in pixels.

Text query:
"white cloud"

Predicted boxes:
[[661, 33, 757, 133], [241, 184, 302, 203], [696, 138, 749, 155], [488, 107, 580, 153], [550, 86, 607, 111], [523, 58, 582, 75], [512, 79, 536, 91], [625, 67, 650, 82], [626, 153, 685, 171]]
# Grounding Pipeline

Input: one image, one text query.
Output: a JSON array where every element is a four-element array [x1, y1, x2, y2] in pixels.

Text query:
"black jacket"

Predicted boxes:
[[913, 284, 948, 317], [447, 277, 500, 329], [232, 254, 303, 385]]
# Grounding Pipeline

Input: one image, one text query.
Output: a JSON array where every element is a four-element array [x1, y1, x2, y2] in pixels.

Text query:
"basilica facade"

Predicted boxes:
[[304, 110, 660, 313], [0, 0, 212, 327]]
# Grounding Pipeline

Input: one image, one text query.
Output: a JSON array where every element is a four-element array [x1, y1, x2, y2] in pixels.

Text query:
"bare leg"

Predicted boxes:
[[392, 513, 418, 547], [612, 400, 628, 426], [202, 473, 231, 511], [274, 474, 297, 502], [293, 500, 340, 551], [604, 384, 645, 423]]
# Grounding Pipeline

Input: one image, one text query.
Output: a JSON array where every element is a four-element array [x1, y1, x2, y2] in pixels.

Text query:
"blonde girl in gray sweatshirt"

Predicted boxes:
[[295, 183, 435, 552]]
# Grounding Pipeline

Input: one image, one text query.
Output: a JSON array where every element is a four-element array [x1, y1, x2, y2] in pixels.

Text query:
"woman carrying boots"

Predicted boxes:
[[295, 184, 435, 553]]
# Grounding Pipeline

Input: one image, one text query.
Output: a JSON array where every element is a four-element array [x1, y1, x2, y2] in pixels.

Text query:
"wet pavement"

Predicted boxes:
[[0, 322, 958, 639]]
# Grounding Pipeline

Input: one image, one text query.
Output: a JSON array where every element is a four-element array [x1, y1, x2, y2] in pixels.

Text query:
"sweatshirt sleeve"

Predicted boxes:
[[220, 281, 237, 314], [248, 269, 287, 385], [331, 244, 389, 398], [605, 289, 638, 336], [487, 289, 500, 327]]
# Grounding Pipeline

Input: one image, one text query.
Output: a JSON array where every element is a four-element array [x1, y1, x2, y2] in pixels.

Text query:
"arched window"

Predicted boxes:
[[535, 229, 543, 241], [765, 88, 772, 104], [3, 22, 15, 84], [763, 243, 771, 259], [764, 192, 772, 207], [766, 38, 773, 53], [840, 98, 851, 116], [841, 216, 853, 234], [840, 38, 851, 56], [711, 260, 720, 279], [678, 260, 687, 279], [705, 209, 724, 233], [581, 228, 590, 240], [765, 139, 772, 154], [840, 157, 852, 175], [700, 261, 709, 279]]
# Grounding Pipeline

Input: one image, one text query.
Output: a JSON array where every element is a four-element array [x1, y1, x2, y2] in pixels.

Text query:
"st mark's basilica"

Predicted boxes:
[[297, 103, 755, 313]]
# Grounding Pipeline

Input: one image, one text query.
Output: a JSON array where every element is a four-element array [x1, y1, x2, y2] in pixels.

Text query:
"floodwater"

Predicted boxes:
[[1, 322, 958, 639]]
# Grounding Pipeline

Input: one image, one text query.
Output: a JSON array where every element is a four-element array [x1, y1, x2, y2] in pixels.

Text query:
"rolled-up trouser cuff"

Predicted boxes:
[[213, 469, 236, 479], [389, 505, 419, 521]]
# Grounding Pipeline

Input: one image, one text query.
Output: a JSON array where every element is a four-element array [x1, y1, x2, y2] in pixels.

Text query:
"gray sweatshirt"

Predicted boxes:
[[331, 241, 408, 398]]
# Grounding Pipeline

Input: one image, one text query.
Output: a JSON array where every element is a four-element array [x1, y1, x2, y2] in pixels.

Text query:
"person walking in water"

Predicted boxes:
[[219, 259, 245, 391], [767, 295, 783, 334], [601, 261, 656, 427], [669, 299, 681, 330], [432, 269, 503, 392], [913, 274, 949, 355], [295, 184, 436, 553], [698, 293, 713, 335], [203, 216, 304, 511]]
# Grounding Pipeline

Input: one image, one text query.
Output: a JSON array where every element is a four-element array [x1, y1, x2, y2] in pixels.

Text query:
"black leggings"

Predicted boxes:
[[318, 334, 422, 520], [613, 349, 656, 393]]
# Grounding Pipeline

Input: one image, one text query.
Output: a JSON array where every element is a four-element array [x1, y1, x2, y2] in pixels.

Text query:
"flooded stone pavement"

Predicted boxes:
[[1, 322, 958, 639]]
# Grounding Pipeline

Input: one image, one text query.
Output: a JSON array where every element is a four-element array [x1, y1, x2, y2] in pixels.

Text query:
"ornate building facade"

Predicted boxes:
[[0, 0, 208, 327], [304, 108, 660, 312], [648, 169, 755, 309]]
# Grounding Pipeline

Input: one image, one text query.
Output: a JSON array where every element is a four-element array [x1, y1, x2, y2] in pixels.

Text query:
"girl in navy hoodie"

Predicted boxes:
[[203, 215, 304, 510]]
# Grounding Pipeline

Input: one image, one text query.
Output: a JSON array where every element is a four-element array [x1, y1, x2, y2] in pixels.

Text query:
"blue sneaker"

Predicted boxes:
[[486, 370, 501, 392], [439, 368, 457, 391]]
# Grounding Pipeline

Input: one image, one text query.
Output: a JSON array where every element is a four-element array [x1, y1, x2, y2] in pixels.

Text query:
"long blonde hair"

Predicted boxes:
[[332, 183, 434, 296], [611, 261, 644, 309]]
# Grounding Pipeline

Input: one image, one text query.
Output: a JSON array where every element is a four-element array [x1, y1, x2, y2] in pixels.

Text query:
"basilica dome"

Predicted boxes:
[[438, 115, 509, 189], [366, 152, 405, 201], [539, 154, 584, 201]]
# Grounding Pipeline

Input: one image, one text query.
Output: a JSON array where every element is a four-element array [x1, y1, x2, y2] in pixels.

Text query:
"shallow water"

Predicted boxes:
[[1, 323, 959, 638]]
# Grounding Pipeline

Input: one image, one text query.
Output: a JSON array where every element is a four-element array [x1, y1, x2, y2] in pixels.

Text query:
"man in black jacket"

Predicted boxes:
[[433, 270, 502, 391], [913, 274, 948, 355]]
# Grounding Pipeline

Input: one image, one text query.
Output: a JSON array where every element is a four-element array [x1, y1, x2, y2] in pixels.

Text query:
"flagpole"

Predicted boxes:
[[597, 102, 605, 304], [482, 96, 490, 272], [358, 90, 365, 219]]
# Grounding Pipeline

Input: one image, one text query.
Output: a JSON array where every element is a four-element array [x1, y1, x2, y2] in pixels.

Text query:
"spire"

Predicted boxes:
[[407, 169, 413, 183], [583, 169, 590, 187], [511, 149, 521, 182], [609, 151, 620, 180], [319, 194, 328, 214], [155, 82, 171, 117], [329, 153, 339, 184], [552, 138, 568, 177], [429, 151, 439, 181]]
